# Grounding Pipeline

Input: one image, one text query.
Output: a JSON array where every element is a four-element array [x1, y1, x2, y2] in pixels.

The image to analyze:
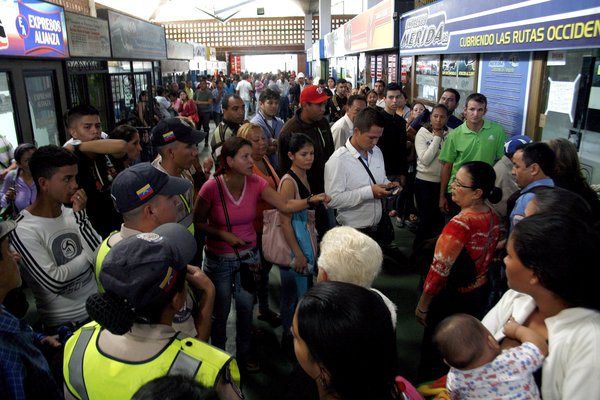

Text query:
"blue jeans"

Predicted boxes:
[[279, 266, 311, 334], [203, 249, 258, 356]]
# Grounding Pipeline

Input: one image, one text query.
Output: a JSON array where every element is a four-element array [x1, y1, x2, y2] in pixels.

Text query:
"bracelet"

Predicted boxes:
[[306, 194, 314, 206], [417, 308, 428, 314]]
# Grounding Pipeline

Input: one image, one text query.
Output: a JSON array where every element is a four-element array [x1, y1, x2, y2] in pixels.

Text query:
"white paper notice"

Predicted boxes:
[[545, 75, 580, 123]]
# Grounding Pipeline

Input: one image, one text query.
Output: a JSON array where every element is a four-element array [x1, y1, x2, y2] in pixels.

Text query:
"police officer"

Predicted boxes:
[[64, 223, 242, 400], [94, 162, 214, 341]]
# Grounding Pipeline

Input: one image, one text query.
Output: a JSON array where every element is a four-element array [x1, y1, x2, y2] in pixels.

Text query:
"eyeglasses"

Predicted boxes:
[[452, 179, 476, 190]]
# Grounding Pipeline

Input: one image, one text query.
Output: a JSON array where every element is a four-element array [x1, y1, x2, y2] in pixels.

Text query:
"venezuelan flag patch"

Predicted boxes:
[[136, 183, 154, 200], [162, 130, 176, 142], [159, 266, 177, 292]]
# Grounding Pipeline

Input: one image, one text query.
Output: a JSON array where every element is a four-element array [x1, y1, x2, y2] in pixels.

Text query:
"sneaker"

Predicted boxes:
[[404, 219, 418, 232], [257, 308, 281, 327]]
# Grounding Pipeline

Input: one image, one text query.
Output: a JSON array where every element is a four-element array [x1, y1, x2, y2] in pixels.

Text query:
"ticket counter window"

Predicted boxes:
[[441, 54, 477, 112], [0, 72, 19, 147], [24, 73, 60, 146], [416, 55, 439, 102], [540, 49, 600, 184]]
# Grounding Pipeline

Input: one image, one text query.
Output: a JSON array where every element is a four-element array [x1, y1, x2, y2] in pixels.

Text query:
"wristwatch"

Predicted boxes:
[[70, 139, 82, 149]]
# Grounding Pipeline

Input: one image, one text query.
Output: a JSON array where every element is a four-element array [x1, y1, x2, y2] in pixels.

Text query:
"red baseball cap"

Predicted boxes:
[[300, 85, 331, 104]]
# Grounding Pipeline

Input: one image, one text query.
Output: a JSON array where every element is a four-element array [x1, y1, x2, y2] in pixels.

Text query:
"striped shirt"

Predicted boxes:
[[10, 207, 101, 326]]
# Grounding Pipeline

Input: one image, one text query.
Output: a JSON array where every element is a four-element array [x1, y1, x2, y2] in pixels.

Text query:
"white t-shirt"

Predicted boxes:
[[236, 80, 252, 101]]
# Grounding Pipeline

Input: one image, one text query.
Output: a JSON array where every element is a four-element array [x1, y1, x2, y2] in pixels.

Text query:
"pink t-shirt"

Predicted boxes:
[[199, 174, 268, 254]]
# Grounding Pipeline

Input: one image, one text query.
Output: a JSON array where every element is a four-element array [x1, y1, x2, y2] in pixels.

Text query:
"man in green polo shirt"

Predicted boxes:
[[438, 93, 506, 216]]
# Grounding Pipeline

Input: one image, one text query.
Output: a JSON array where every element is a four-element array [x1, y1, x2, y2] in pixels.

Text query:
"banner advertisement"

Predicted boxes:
[[399, 0, 600, 56], [478, 52, 532, 136], [325, 0, 394, 58], [0, 0, 68, 58], [100, 9, 166, 60], [347, 0, 394, 53], [66, 12, 110, 58]]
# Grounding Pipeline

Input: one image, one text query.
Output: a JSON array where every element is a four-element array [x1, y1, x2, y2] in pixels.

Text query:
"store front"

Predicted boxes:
[[399, 0, 600, 182], [307, 40, 325, 83], [97, 9, 165, 128], [322, 0, 396, 89], [161, 40, 193, 86], [366, 52, 397, 87], [0, 0, 69, 146], [65, 12, 112, 130]]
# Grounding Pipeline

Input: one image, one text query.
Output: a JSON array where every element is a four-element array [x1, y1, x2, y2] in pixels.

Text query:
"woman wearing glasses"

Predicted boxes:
[[415, 161, 502, 381]]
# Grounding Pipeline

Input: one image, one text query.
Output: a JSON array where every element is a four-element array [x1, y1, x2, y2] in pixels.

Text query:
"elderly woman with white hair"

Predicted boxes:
[[317, 226, 397, 327]]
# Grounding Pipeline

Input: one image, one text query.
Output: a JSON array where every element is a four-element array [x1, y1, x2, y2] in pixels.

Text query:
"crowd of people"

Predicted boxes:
[[0, 70, 599, 400]]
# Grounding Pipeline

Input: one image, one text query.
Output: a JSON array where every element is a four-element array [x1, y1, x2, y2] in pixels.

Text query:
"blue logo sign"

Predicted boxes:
[[17, 1, 65, 56], [15, 14, 30, 38]]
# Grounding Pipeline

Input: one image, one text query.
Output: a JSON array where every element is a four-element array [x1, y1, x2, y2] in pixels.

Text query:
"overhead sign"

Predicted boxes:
[[99, 9, 166, 60], [399, 0, 600, 55], [167, 40, 193, 60], [0, 0, 68, 58], [66, 12, 110, 58], [324, 0, 395, 58], [347, 0, 394, 53]]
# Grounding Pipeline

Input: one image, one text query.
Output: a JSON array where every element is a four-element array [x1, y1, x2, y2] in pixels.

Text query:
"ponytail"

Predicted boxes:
[[86, 293, 135, 335]]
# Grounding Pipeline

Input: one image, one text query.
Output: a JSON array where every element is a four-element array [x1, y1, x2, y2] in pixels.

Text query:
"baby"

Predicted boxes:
[[434, 313, 548, 399]]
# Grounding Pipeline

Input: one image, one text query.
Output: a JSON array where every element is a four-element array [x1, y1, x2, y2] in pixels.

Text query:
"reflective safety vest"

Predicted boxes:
[[94, 232, 118, 293], [179, 193, 195, 235], [63, 322, 240, 400]]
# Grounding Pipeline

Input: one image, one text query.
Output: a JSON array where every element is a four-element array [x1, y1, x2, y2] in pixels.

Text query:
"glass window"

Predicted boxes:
[[540, 49, 600, 183], [24, 74, 60, 146], [387, 54, 397, 84], [0, 72, 19, 147], [416, 55, 439, 102], [441, 54, 477, 111], [133, 61, 153, 73], [401, 57, 413, 101], [108, 61, 131, 73]]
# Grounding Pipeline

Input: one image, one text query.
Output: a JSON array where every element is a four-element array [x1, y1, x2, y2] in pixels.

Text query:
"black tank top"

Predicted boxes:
[[286, 169, 311, 200]]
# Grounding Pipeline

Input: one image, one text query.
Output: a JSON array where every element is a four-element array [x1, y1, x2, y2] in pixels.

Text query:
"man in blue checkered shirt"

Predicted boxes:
[[0, 220, 61, 399]]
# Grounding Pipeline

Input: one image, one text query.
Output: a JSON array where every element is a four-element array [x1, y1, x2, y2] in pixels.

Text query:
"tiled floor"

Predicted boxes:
[[237, 223, 424, 400]]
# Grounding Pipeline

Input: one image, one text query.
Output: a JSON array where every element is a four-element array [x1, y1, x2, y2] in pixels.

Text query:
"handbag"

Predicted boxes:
[[352, 149, 395, 245], [0, 169, 20, 221], [214, 176, 262, 293], [262, 174, 318, 269]]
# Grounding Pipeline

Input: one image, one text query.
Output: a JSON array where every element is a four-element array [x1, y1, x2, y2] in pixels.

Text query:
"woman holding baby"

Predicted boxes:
[[482, 212, 600, 399]]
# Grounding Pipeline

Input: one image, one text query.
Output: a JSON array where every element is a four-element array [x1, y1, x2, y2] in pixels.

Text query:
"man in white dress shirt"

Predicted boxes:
[[324, 108, 400, 237], [331, 94, 367, 150]]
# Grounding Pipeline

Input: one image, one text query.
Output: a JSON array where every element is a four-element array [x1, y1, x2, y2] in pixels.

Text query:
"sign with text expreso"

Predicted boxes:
[[0, 0, 68, 58], [399, 0, 600, 56]]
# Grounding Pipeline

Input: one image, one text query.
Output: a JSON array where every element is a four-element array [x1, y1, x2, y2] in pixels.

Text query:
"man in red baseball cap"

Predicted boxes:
[[279, 85, 335, 237]]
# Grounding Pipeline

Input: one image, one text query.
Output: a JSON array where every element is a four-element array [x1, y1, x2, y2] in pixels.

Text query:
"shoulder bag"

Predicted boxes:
[[262, 174, 317, 269], [351, 148, 395, 245], [214, 176, 262, 293]]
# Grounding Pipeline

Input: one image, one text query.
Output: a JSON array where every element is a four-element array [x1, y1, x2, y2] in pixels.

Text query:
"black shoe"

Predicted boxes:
[[257, 308, 281, 327], [238, 353, 261, 373]]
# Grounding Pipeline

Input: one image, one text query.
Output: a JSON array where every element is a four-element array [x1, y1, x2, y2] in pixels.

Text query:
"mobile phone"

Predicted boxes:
[[387, 187, 401, 196]]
